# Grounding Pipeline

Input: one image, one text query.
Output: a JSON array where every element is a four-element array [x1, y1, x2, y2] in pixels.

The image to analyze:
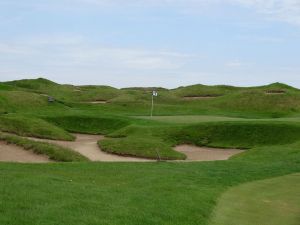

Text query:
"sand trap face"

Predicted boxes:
[[183, 96, 218, 100], [0, 141, 51, 163], [175, 145, 243, 161], [29, 134, 152, 162], [87, 101, 107, 104]]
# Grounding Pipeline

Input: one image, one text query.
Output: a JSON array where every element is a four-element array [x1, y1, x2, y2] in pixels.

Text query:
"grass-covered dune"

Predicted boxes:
[[5, 78, 121, 102], [168, 121, 300, 149], [45, 115, 130, 135], [97, 121, 300, 159], [3, 78, 300, 117], [0, 114, 74, 141], [0, 132, 87, 162]]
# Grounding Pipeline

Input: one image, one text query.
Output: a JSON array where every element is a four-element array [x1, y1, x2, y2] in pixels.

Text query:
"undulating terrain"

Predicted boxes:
[[0, 78, 299, 225]]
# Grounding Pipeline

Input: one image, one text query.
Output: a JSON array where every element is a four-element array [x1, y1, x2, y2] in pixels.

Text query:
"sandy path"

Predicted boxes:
[[0, 141, 51, 163], [29, 134, 152, 162], [183, 96, 218, 100], [175, 145, 243, 161]]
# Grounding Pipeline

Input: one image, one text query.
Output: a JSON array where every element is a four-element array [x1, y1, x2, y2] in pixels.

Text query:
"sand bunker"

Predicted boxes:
[[0, 141, 51, 163], [1, 133, 243, 163], [175, 145, 243, 161], [29, 134, 152, 162], [87, 101, 107, 104], [183, 96, 218, 100]]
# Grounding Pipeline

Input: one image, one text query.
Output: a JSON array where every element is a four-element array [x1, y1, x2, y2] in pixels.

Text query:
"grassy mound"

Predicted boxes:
[[45, 115, 130, 134], [169, 122, 300, 149], [172, 84, 239, 97], [0, 132, 88, 162], [0, 114, 74, 141], [99, 137, 186, 160], [5, 78, 121, 102]]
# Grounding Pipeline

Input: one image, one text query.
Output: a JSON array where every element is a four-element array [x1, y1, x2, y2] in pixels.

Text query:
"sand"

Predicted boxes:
[[0, 141, 51, 163], [29, 134, 152, 162], [183, 96, 218, 100], [87, 101, 107, 104], [0, 133, 243, 163], [175, 145, 243, 161]]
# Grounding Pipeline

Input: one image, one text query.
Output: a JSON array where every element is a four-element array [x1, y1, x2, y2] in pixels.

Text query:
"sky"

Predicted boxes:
[[0, 0, 300, 88]]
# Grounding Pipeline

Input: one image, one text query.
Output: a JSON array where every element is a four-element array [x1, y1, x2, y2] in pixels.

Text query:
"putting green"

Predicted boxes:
[[137, 115, 300, 124], [210, 173, 300, 225]]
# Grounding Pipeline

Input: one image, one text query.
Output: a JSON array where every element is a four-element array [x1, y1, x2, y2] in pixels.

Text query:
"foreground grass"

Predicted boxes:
[[0, 141, 299, 225], [210, 173, 300, 225], [0, 132, 88, 162]]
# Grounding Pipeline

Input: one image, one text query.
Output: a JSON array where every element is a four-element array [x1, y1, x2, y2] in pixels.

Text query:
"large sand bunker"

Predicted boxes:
[[183, 96, 218, 100], [0, 141, 51, 163], [175, 145, 243, 161], [29, 134, 152, 162]]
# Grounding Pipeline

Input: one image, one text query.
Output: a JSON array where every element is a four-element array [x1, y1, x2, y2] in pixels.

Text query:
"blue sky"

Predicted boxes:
[[0, 0, 300, 88]]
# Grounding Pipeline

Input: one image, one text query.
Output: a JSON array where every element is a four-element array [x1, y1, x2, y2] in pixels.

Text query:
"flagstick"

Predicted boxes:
[[150, 94, 154, 117]]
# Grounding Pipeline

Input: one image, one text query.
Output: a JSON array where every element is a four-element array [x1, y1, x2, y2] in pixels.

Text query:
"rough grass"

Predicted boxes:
[[45, 115, 130, 135], [98, 121, 300, 159], [209, 173, 300, 225], [4, 78, 300, 118], [99, 137, 186, 160], [0, 132, 88, 162], [0, 114, 74, 141], [168, 121, 300, 149]]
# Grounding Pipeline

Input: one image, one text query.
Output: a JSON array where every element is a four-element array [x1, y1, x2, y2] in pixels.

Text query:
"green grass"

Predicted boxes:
[[97, 121, 300, 159], [99, 137, 186, 160], [168, 121, 300, 149], [0, 132, 88, 162], [209, 173, 300, 225], [45, 115, 130, 135], [0, 141, 299, 225], [137, 115, 250, 124], [0, 114, 74, 141], [4, 78, 300, 118], [1, 78, 300, 224], [140, 115, 300, 124]]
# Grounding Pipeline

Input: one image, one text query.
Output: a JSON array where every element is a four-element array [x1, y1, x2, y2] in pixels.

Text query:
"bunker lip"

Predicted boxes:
[[83, 100, 108, 104], [28, 134, 153, 162], [183, 96, 219, 100], [0, 141, 52, 163], [175, 145, 244, 161]]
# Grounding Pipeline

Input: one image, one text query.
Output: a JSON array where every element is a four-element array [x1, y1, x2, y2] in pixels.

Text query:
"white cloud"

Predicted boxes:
[[2, 1, 300, 25], [231, 0, 300, 25], [0, 35, 191, 70], [225, 60, 243, 68]]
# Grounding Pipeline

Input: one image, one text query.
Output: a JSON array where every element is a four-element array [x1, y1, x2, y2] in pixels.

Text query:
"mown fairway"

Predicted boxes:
[[210, 173, 300, 225], [0, 78, 300, 225]]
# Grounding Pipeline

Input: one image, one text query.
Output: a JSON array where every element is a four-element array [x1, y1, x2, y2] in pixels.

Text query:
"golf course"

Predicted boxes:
[[0, 78, 299, 225]]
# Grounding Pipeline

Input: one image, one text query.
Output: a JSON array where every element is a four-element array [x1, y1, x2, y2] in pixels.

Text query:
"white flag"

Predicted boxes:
[[152, 91, 158, 96]]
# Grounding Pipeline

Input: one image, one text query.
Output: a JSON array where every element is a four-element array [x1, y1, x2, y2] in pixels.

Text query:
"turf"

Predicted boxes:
[[209, 173, 300, 225], [0, 142, 299, 225], [1, 78, 300, 224], [0, 132, 88, 162], [0, 114, 74, 141]]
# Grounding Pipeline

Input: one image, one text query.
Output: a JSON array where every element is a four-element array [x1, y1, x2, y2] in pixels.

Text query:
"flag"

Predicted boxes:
[[152, 91, 158, 97]]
